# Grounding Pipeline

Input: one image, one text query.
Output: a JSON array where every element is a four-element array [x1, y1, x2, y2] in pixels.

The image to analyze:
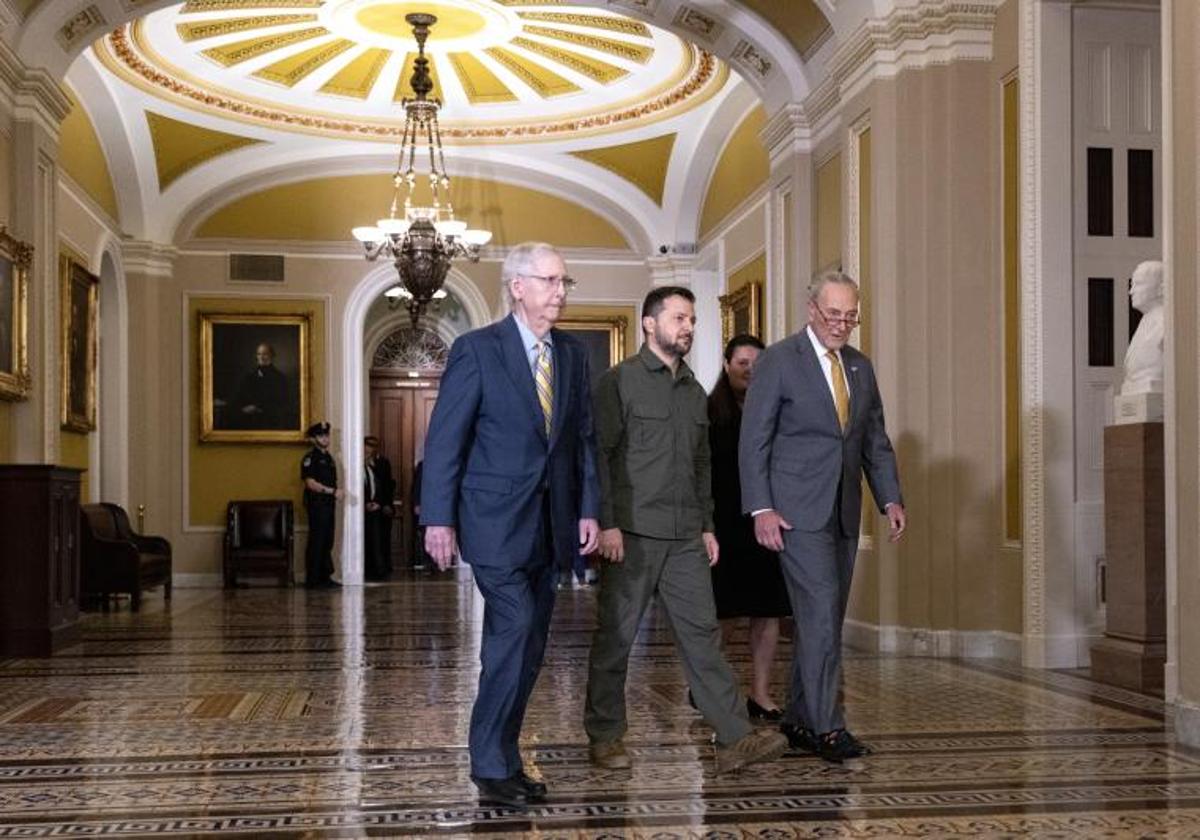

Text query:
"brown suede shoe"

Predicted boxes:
[[714, 728, 788, 774], [589, 739, 632, 769]]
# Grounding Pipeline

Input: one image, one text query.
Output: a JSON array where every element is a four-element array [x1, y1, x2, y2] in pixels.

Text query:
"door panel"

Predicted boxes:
[[368, 377, 439, 570]]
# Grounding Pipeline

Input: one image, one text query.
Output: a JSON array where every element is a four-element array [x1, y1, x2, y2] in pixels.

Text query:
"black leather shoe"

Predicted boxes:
[[517, 772, 547, 800], [747, 698, 783, 721], [816, 729, 871, 762], [472, 775, 532, 808], [780, 722, 819, 754]]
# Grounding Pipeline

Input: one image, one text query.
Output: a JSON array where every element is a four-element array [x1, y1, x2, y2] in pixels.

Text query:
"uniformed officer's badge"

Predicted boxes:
[[302, 456, 311, 467]]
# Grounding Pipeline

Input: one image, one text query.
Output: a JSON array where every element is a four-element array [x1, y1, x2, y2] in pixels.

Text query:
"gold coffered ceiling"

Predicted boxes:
[[93, 0, 727, 141]]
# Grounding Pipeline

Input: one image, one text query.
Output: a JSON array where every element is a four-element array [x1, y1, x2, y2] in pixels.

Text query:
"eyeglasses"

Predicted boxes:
[[522, 273, 577, 292], [813, 304, 860, 328]]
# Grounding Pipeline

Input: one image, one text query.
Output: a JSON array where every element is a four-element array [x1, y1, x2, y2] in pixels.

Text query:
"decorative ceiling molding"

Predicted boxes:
[[98, 25, 724, 142], [55, 4, 106, 51], [802, 0, 1002, 134]]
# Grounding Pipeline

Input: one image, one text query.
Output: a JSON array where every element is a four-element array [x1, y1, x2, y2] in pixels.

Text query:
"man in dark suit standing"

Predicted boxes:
[[421, 241, 600, 807], [740, 271, 906, 762], [363, 435, 395, 581]]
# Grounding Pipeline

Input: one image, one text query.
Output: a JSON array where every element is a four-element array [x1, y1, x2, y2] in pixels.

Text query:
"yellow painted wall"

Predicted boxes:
[[0, 405, 12, 460], [60, 429, 90, 501], [194, 175, 630, 248], [815, 152, 842, 274], [728, 251, 765, 294], [1003, 77, 1021, 545], [188, 296, 327, 526], [699, 106, 769, 240], [60, 92, 120, 222]]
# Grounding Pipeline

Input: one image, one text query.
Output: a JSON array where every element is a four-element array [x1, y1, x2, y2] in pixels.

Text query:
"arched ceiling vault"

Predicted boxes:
[[34, 1, 842, 250]]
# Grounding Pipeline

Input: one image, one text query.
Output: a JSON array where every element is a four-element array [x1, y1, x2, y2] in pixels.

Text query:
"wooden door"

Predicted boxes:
[[369, 376, 440, 568]]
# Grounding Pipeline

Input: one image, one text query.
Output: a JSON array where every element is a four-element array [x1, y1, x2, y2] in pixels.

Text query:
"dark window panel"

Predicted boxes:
[[1088, 147, 1114, 237], [1128, 149, 1154, 238], [1088, 277, 1114, 367]]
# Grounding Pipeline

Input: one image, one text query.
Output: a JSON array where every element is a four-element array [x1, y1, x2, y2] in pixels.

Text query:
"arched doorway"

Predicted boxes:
[[342, 266, 487, 583], [367, 326, 448, 571]]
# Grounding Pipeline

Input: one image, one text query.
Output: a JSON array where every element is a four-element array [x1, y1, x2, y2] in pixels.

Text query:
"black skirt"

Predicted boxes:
[[710, 514, 792, 619]]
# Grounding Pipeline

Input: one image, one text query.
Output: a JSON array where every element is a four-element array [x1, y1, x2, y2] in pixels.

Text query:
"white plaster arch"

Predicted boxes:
[[664, 78, 762, 246], [21, 0, 820, 114], [93, 233, 129, 506], [64, 53, 151, 236], [167, 148, 656, 254], [340, 262, 493, 583]]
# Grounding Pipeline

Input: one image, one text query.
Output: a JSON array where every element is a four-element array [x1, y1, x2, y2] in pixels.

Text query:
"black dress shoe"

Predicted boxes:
[[816, 729, 871, 762], [780, 722, 819, 754], [472, 775, 532, 807], [747, 698, 783, 721], [517, 772, 547, 800]]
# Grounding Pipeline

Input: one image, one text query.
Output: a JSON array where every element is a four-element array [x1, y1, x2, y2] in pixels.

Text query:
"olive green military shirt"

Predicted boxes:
[[593, 343, 715, 539]]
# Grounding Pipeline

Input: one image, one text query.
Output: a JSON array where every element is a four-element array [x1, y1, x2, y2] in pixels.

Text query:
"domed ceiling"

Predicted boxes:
[[93, 0, 727, 141]]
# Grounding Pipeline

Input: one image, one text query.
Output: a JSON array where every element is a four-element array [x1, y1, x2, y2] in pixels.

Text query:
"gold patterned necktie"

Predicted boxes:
[[535, 341, 553, 436], [827, 350, 849, 431]]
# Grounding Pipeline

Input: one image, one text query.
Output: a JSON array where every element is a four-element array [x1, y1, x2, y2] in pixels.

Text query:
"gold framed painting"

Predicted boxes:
[[719, 280, 763, 345], [199, 312, 310, 443], [60, 253, 98, 431], [0, 228, 32, 401], [557, 314, 628, 379]]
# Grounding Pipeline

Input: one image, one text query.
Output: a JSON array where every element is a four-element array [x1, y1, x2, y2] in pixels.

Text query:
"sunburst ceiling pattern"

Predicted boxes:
[[93, 0, 726, 141]]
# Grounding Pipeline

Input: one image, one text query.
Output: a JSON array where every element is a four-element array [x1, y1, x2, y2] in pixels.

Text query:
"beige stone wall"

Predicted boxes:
[[838, 34, 1021, 640]]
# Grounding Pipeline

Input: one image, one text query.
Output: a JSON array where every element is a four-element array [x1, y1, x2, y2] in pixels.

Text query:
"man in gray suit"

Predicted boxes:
[[739, 271, 906, 762]]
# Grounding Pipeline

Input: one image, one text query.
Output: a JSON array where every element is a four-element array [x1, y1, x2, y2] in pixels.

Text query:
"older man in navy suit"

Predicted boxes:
[[740, 271, 906, 763], [421, 242, 600, 807]]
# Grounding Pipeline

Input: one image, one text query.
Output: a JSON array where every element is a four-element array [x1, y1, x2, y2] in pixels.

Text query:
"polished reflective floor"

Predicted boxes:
[[0, 572, 1196, 838]]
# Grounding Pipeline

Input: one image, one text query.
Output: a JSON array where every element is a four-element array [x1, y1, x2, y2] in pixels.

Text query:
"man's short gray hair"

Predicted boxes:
[[501, 242, 562, 305], [808, 270, 860, 303]]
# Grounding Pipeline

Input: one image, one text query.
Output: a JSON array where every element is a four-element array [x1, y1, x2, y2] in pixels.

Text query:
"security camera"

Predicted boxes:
[[658, 244, 669, 255]]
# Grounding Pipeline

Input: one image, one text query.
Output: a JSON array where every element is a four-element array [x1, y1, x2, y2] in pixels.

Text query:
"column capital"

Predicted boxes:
[[760, 104, 813, 168], [121, 239, 178, 278], [645, 253, 697, 287]]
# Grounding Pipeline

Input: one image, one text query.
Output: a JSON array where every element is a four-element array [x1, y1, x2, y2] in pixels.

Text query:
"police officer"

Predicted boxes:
[[301, 421, 342, 588]]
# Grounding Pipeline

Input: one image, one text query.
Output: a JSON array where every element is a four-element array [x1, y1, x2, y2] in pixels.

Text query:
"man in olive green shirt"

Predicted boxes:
[[584, 286, 787, 774]]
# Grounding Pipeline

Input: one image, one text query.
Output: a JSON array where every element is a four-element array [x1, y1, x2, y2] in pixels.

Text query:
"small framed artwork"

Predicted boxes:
[[719, 280, 763, 345], [557, 315, 628, 380], [0, 228, 32, 401], [199, 312, 310, 443], [60, 253, 98, 431]]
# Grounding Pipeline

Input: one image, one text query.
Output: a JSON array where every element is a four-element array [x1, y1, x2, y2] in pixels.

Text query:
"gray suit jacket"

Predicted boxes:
[[739, 329, 902, 536]]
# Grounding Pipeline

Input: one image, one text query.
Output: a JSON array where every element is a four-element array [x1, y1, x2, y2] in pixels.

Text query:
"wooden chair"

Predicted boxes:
[[224, 500, 294, 587], [80, 503, 172, 611]]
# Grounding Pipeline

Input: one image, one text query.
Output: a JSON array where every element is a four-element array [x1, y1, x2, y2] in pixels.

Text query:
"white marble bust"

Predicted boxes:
[[1120, 260, 1164, 396]]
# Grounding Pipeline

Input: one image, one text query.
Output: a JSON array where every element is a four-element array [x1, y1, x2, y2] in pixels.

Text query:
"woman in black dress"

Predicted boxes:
[[708, 334, 791, 720]]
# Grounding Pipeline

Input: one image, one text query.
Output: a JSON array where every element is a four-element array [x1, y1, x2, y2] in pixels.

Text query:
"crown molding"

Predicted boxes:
[[121, 238, 178, 277], [760, 103, 814, 164], [804, 1, 1003, 135]]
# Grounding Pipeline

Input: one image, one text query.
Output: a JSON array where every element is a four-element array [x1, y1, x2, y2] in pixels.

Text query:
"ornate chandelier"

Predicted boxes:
[[352, 13, 491, 326]]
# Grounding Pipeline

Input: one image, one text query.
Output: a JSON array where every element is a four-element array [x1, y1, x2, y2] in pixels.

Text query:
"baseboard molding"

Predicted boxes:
[[844, 619, 1023, 662], [1175, 696, 1200, 748], [173, 573, 222, 589]]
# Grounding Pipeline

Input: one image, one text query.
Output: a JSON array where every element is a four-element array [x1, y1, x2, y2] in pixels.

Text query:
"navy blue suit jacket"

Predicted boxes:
[[420, 314, 600, 568]]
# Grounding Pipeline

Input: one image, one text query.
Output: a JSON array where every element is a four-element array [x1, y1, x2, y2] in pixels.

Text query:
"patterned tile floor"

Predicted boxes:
[[0, 571, 1195, 838]]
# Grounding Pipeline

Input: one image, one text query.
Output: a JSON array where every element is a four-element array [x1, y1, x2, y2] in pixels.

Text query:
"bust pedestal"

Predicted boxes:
[[1090, 422, 1164, 693], [1114, 391, 1163, 425]]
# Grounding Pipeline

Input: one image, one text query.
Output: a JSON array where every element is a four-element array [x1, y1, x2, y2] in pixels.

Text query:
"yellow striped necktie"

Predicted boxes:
[[827, 350, 849, 431], [535, 341, 553, 436]]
